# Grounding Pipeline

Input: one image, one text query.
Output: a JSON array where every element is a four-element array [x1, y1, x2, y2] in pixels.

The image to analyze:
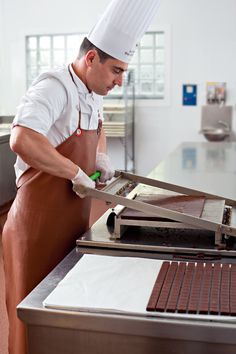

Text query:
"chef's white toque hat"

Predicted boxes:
[[87, 0, 161, 63]]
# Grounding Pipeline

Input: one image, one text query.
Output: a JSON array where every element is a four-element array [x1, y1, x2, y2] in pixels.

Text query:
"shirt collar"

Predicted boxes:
[[69, 63, 94, 99]]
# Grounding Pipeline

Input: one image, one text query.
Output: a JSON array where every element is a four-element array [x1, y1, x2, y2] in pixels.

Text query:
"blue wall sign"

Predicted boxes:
[[183, 84, 197, 106]]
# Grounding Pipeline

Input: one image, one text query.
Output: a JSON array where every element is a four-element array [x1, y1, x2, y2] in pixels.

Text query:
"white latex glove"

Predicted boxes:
[[71, 168, 95, 198], [96, 152, 115, 183]]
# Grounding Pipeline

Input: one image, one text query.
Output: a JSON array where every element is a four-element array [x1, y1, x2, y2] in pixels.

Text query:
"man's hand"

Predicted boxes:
[[71, 168, 95, 198], [96, 152, 115, 183]]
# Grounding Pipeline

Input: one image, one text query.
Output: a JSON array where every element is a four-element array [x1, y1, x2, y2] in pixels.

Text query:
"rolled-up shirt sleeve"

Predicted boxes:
[[14, 77, 67, 136]]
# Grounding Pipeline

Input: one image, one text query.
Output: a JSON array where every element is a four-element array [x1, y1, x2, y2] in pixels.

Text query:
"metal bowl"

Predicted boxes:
[[201, 128, 231, 142]]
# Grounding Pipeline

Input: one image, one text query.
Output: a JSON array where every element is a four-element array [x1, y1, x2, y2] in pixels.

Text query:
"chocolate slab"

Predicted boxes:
[[120, 194, 206, 221], [146, 261, 236, 316]]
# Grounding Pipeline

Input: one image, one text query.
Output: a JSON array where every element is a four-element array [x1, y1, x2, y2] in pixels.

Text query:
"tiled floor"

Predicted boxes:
[[0, 211, 9, 354]]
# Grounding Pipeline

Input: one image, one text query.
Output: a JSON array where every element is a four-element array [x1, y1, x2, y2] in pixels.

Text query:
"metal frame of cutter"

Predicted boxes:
[[112, 198, 227, 244], [86, 170, 236, 245]]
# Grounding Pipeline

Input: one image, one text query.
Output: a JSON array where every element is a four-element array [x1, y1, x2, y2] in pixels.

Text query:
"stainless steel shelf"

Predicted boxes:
[[103, 71, 135, 172]]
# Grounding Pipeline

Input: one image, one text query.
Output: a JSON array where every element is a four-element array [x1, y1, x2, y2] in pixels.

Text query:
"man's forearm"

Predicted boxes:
[[10, 126, 79, 179]]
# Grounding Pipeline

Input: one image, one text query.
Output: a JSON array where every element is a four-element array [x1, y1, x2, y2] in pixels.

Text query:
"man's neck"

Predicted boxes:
[[72, 60, 91, 92]]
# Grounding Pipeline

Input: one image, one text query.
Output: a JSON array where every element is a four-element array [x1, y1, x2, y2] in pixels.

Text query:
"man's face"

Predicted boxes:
[[85, 51, 128, 95]]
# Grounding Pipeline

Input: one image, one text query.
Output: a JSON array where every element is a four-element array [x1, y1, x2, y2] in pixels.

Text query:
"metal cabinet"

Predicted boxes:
[[0, 116, 16, 207]]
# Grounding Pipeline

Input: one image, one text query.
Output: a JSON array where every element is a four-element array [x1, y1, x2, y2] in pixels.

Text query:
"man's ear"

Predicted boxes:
[[85, 50, 97, 67]]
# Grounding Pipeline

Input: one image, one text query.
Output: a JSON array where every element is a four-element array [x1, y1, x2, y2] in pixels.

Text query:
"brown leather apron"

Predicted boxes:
[[2, 100, 100, 353]]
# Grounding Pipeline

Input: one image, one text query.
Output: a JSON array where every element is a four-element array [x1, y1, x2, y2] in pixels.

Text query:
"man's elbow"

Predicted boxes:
[[9, 126, 25, 155]]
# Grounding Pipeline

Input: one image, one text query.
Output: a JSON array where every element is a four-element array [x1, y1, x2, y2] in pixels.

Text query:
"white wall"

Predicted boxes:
[[1, 0, 236, 174]]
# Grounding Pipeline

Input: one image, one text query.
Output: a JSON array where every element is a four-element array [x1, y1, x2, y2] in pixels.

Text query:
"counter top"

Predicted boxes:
[[0, 115, 13, 137], [147, 142, 236, 201], [17, 250, 236, 354]]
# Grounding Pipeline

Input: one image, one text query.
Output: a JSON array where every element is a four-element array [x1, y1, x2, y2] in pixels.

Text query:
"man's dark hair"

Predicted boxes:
[[78, 37, 115, 63]]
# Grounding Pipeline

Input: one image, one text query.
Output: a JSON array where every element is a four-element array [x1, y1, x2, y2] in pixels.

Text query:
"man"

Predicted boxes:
[[2, 1, 161, 353]]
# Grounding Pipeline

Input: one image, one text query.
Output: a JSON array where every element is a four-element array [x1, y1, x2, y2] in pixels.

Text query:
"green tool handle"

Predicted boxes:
[[89, 171, 101, 181]]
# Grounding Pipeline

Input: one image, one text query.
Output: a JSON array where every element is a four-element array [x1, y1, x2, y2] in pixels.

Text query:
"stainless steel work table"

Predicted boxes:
[[77, 141, 236, 256], [18, 142, 236, 354]]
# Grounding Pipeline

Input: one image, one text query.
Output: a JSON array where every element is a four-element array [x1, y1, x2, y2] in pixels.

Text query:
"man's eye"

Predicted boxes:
[[113, 69, 121, 74]]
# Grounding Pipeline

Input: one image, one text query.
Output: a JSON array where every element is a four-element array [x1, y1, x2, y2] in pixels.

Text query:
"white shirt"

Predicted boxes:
[[13, 64, 103, 182]]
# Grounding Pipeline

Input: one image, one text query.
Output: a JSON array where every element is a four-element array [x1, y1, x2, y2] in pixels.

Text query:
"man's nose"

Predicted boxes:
[[114, 73, 123, 87]]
